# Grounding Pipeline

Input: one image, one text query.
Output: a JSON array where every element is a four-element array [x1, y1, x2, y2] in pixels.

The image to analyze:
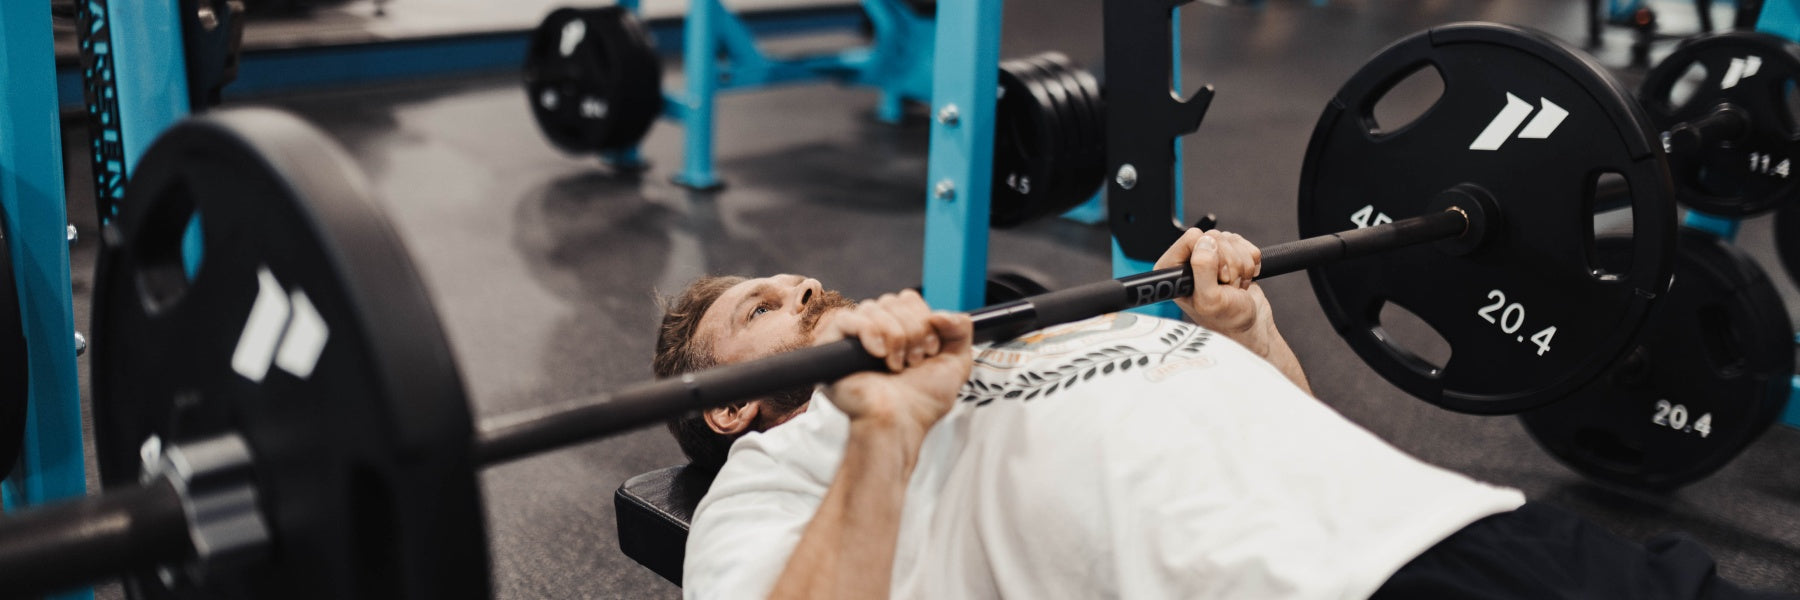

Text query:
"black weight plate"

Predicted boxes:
[[1640, 31, 1800, 217], [1015, 55, 1087, 214], [1521, 228, 1793, 489], [1030, 53, 1108, 208], [523, 7, 663, 154], [992, 59, 1066, 228], [1055, 54, 1110, 208], [92, 109, 489, 599], [1300, 23, 1677, 414], [1020, 56, 1084, 154], [0, 208, 25, 479]]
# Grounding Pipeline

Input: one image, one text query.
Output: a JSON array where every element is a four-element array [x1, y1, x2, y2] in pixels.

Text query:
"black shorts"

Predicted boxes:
[[1371, 502, 1795, 600]]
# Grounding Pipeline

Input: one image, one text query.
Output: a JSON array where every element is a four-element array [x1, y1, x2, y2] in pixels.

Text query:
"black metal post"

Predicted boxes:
[[1103, 0, 1211, 261]]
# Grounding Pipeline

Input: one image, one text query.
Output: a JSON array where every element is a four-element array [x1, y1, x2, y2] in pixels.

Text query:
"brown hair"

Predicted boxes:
[[655, 276, 745, 471]]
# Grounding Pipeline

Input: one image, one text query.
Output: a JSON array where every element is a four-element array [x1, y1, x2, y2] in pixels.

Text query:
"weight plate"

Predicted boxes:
[[1062, 56, 1110, 209], [992, 58, 1067, 228], [92, 110, 489, 599], [523, 7, 664, 154], [1015, 55, 1089, 214], [1640, 31, 1800, 216], [0, 208, 25, 479], [1031, 52, 1108, 209], [1521, 228, 1793, 489], [1021, 56, 1085, 158], [1300, 23, 1677, 414]]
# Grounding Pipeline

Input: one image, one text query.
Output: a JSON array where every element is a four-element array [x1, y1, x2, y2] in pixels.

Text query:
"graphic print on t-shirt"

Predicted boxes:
[[960, 314, 1214, 407]]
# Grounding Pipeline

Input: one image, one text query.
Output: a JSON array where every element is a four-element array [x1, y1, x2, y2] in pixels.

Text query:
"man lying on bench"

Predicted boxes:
[[652, 229, 1781, 599]]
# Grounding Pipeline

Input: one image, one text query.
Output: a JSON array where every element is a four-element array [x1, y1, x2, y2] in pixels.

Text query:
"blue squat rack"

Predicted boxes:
[[616, 0, 935, 190], [0, 0, 82, 519], [919, 0, 1184, 319], [3, 1, 199, 598], [1, 2, 85, 599]]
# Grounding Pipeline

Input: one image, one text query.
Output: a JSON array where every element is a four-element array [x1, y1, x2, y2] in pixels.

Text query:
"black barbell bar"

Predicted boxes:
[[471, 194, 1477, 465], [0, 194, 1481, 597]]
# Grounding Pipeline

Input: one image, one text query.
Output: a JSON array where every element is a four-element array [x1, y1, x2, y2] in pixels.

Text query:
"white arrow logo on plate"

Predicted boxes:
[[1469, 93, 1569, 151], [1721, 55, 1762, 89], [232, 267, 331, 383]]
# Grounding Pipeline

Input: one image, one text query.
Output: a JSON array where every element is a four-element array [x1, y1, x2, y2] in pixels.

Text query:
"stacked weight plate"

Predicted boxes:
[[1522, 30, 1800, 489], [1522, 228, 1793, 489], [991, 52, 1107, 228]]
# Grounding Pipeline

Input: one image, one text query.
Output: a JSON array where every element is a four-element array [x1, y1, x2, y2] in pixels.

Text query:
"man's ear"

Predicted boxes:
[[703, 400, 762, 435]]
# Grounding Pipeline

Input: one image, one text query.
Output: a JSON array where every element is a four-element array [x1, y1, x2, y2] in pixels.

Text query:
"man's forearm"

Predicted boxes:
[[1257, 330, 1313, 395], [1232, 321, 1313, 396], [768, 412, 921, 599]]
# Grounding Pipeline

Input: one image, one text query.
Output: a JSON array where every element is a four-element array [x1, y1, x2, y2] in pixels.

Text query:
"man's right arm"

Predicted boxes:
[[763, 396, 923, 598], [765, 293, 974, 599]]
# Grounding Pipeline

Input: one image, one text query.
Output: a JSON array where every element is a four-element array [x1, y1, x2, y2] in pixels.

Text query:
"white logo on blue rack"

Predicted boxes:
[[1470, 93, 1569, 151]]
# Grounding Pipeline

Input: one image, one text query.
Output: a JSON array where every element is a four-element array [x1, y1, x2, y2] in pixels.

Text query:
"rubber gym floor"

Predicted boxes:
[[57, 0, 1800, 597]]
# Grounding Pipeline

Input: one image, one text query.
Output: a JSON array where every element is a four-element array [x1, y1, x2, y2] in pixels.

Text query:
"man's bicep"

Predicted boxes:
[[683, 489, 818, 599]]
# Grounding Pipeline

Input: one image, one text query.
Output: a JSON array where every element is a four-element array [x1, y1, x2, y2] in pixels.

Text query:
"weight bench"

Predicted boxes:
[[614, 464, 716, 586]]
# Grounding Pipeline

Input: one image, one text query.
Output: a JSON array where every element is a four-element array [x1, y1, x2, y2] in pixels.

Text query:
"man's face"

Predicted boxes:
[[694, 274, 856, 365]]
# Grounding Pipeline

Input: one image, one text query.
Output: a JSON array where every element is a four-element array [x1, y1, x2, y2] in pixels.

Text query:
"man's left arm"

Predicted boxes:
[[1155, 228, 1312, 395]]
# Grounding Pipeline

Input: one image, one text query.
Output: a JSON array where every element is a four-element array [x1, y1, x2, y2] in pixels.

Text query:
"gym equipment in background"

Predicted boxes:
[[522, 0, 935, 190]]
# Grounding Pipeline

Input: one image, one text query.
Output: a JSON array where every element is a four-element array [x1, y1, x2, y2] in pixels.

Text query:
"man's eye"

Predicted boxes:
[[751, 305, 771, 318]]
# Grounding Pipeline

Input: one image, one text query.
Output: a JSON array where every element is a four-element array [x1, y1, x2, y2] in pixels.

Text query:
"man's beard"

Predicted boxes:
[[797, 288, 856, 339], [752, 288, 858, 431]]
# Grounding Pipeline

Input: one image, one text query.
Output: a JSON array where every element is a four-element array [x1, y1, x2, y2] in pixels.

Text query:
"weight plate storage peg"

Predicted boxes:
[[1521, 228, 1794, 490], [1299, 23, 1677, 414], [523, 6, 664, 155], [0, 208, 27, 479], [91, 109, 490, 598], [1639, 31, 1800, 216]]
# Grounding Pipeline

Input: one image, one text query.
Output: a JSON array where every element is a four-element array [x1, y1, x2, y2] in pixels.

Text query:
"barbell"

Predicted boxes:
[[2, 21, 1787, 598]]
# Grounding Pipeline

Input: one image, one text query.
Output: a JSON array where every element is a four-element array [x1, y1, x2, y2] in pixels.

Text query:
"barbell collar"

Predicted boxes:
[[140, 432, 270, 587], [1667, 103, 1750, 157]]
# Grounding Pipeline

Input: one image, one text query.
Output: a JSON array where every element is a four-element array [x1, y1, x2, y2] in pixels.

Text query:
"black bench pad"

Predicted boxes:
[[614, 464, 716, 586]]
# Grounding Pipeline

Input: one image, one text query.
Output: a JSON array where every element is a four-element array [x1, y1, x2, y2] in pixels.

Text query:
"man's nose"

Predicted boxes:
[[789, 278, 821, 310]]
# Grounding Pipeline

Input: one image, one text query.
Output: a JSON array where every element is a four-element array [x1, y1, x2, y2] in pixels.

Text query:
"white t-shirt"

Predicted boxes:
[[684, 314, 1524, 599]]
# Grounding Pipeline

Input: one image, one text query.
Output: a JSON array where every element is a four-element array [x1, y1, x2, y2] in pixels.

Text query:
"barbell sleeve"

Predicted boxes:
[[1260, 206, 1468, 278], [0, 478, 193, 596], [474, 207, 1473, 466]]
